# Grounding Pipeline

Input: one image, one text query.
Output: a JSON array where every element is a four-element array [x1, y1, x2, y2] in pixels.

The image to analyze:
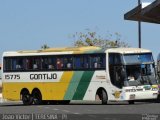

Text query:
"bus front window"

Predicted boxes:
[[123, 53, 157, 86]]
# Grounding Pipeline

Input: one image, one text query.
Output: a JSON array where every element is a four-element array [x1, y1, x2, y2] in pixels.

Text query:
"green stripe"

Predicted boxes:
[[64, 71, 84, 100], [72, 71, 94, 100]]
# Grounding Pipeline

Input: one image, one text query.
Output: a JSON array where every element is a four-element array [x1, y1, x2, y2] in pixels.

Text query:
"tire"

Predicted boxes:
[[101, 90, 108, 105], [21, 91, 33, 105], [128, 100, 135, 104], [32, 91, 42, 105]]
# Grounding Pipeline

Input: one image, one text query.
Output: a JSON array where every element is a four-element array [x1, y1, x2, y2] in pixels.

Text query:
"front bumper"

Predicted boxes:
[[122, 91, 158, 100]]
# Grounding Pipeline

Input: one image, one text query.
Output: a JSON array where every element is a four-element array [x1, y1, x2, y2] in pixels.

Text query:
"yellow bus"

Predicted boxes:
[[2, 46, 159, 105]]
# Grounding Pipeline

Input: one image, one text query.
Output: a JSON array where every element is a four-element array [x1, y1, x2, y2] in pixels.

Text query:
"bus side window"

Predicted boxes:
[[90, 54, 105, 69], [56, 57, 63, 69], [74, 56, 83, 69], [63, 56, 73, 69], [48, 57, 55, 69], [41, 57, 49, 70], [31, 57, 40, 70], [16, 58, 23, 70], [83, 55, 89, 68], [4, 58, 12, 71], [25, 58, 32, 70], [12, 59, 17, 70]]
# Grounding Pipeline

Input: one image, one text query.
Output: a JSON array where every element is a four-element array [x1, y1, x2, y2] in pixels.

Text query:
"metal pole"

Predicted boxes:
[[138, 0, 141, 48]]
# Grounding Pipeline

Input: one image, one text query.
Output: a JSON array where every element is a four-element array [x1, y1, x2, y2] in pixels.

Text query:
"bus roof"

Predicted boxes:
[[3, 46, 103, 56], [106, 48, 151, 54], [3, 47, 151, 56]]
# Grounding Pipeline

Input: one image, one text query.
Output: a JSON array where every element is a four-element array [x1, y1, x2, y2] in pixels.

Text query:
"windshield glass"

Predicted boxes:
[[109, 53, 157, 88], [122, 53, 157, 86], [123, 53, 153, 65], [124, 64, 157, 86]]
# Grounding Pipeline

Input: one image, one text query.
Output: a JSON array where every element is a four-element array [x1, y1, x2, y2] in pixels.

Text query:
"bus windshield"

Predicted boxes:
[[123, 53, 153, 65], [122, 53, 157, 86]]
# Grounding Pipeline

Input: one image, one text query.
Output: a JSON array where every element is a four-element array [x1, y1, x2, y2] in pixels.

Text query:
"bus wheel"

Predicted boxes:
[[32, 90, 42, 105], [96, 89, 108, 105], [21, 91, 33, 105], [128, 100, 135, 104], [101, 90, 108, 105]]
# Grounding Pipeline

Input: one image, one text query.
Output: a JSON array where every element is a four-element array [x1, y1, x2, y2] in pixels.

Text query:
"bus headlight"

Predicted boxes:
[[151, 85, 159, 91], [152, 88, 159, 91]]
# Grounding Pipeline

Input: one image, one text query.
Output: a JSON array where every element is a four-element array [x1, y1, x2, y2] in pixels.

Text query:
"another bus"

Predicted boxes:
[[2, 46, 159, 105], [156, 53, 160, 101], [157, 53, 160, 82]]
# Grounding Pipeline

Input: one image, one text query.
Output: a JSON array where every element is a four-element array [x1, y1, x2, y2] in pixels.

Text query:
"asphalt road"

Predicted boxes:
[[0, 101, 160, 120]]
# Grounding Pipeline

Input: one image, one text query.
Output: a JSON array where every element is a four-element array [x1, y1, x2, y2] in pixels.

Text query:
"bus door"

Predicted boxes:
[[109, 53, 124, 89]]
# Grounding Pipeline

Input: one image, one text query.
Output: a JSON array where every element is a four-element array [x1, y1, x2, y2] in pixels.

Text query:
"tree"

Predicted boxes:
[[41, 44, 50, 49], [72, 31, 130, 48]]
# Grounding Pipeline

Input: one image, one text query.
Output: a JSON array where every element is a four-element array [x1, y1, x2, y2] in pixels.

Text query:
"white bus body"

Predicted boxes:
[[2, 47, 159, 105]]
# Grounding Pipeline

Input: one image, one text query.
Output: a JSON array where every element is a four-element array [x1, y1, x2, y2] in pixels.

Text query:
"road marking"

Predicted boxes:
[[36, 106, 43, 108], [62, 109, 80, 114], [62, 110, 70, 113], [53, 108, 59, 111], [73, 112, 80, 114], [44, 107, 49, 109]]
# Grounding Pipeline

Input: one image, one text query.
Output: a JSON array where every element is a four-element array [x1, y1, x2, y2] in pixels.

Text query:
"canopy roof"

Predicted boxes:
[[124, 0, 160, 24]]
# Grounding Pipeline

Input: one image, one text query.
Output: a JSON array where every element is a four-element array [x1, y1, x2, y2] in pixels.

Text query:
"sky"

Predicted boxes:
[[0, 0, 159, 61]]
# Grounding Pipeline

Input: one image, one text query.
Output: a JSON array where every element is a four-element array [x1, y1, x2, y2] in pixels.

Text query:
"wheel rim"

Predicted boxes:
[[33, 92, 42, 105], [22, 93, 32, 105]]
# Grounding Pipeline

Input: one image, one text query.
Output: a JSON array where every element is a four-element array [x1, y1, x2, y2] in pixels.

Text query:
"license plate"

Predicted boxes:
[[130, 95, 135, 100]]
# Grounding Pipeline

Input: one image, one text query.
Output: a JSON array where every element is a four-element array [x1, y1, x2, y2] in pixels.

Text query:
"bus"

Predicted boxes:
[[2, 46, 159, 105]]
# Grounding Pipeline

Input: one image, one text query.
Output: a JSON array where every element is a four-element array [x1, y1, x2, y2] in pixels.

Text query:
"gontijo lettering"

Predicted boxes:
[[30, 73, 57, 80]]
